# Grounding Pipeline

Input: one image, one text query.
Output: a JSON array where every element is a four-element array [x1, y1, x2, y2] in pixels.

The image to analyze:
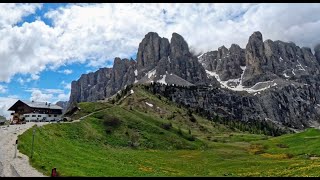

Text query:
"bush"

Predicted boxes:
[[161, 122, 172, 130], [103, 116, 121, 127], [186, 135, 195, 141], [105, 127, 112, 134], [276, 143, 289, 148], [254, 149, 265, 155], [129, 131, 140, 148], [189, 115, 197, 123], [177, 127, 183, 135], [286, 153, 294, 159]]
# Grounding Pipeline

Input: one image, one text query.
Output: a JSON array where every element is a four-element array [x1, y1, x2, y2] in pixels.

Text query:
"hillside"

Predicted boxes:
[[18, 85, 320, 177]]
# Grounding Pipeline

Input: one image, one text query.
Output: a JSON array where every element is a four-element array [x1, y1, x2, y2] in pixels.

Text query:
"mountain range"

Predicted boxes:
[[65, 31, 320, 131]]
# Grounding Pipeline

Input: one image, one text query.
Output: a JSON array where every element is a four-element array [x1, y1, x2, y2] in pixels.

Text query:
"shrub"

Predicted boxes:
[[103, 116, 121, 127], [177, 127, 183, 135], [186, 135, 195, 141], [129, 131, 140, 148], [161, 122, 172, 130], [276, 143, 288, 148], [189, 115, 196, 123], [105, 127, 112, 134], [286, 153, 294, 159]]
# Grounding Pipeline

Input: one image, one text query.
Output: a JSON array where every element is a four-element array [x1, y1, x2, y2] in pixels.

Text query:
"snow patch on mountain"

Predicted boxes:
[[206, 69, 277, 93], [145, 102, 153, 107], [157, 75, 167, 85], [147, 69, 156, 78]]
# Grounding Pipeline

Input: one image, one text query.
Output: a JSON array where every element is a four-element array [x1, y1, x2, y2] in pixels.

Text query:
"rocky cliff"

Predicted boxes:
[[67, 32, 209, 111], [147, 81, 320, 130], [68, 59, 135, 109], [67, 31, 320, 130]]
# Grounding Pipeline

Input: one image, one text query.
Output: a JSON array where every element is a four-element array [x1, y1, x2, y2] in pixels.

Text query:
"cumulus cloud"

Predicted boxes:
[[0, 97, 19, 119], [27, 88, 69, 104], [0, 85, 7, 93], [16, 74, 40, 85], [29, 88, 53, 102], [61, 80, 71, 90], [1, 3, 320, 83], [56, 92, 70, 102], [58, 69, 73, 74], [0, 3, 42, 28]]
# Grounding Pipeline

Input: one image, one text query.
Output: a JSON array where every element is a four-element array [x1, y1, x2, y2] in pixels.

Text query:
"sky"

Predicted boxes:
[[1, 3, 320, 119]]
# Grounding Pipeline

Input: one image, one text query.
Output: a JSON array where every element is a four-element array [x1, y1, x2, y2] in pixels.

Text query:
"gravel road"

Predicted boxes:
[[0, 122, 48, 177]]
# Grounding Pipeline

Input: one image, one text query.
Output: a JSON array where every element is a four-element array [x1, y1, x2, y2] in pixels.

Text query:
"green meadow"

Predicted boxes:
[[18, 86, 320, 177]]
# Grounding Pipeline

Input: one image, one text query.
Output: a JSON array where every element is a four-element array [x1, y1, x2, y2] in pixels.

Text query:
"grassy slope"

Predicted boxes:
[[18, 85, 320, 177]]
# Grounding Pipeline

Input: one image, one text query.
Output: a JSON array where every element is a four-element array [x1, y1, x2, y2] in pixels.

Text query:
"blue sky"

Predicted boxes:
[[1, 4, 119, 102], [1, 3, 320, 118]]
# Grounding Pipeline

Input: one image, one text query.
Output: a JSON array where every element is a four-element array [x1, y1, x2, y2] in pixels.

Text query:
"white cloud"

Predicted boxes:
[[0, 85, 7, 93], [56, 92, 70, 102], [0, 97, 19, 119], [26, 88, 64, 94], [43, 88, 64, 94], [61, 81, 71, 90], [16, 74, 40, 85], [8, 95, 19, 99], [0, 3, 42, 28], [29, 89, 53, 102], [17, 77, 25, 85], [27, 87, 70, 104], [58, 69, 73, 74], [1, 3, 320, 83]]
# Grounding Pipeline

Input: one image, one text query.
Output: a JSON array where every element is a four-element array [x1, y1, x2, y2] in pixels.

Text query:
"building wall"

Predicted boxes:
[[23, 113, 62, 122]]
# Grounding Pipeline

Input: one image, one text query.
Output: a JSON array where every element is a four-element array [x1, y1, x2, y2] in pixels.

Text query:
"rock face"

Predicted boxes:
[[67, 59, 136, 110], [67, 31, 320, 131], [315, 44, 320, 64], [55, 101, 68, 113], [136, 32, 208, 85], [67, 32, 207, 110], [136, 32, 170, 79], [242, 32, 320, 86], [148, 81, 320, 130], [199, 44, 246, 81]]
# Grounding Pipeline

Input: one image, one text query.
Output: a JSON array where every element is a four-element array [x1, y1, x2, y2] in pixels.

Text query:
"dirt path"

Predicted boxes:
[[0, 122, 48, 177], [0, 108, 107, 177]]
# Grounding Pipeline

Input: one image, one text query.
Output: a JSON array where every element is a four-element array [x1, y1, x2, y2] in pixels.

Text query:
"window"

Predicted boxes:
[[38, 115, 41, 117], [25, 115, 29, 117], [32, 115, 36, 117], [48, 115, 51, 117], [54, 115, 57, 117]]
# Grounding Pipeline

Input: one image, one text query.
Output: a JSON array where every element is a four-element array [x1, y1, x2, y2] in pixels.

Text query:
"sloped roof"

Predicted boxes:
[[8, 100, 63, 110], [21, 100, 63, 110]]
